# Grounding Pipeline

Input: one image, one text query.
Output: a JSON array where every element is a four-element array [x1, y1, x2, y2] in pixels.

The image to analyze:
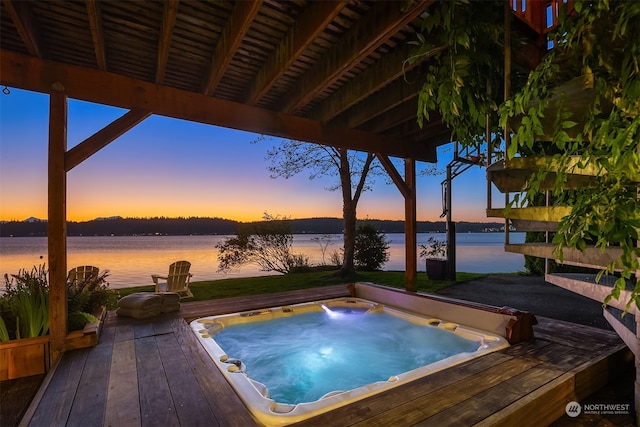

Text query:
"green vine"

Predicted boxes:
[[408, 0, 509, 148], [413, 0, 640, 310], [500, 1, 640, 310]]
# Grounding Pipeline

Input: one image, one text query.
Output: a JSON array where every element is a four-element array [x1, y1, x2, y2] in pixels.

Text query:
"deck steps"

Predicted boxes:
[[486, 206, 571, 231], [486, 156, 602, 193], [504, 243, 624, 271], [545, 273, 638, 316]]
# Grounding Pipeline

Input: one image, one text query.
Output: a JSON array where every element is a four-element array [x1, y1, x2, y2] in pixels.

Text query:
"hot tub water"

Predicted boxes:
[[213, 308, 478, 404]]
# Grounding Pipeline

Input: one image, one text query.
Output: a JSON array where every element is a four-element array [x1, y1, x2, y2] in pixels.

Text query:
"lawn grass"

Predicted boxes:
[[116, 270, 487, 302]]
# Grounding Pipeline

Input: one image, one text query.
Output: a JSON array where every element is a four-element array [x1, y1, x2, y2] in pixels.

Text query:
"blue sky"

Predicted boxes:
[[0, 88, 499, 223]]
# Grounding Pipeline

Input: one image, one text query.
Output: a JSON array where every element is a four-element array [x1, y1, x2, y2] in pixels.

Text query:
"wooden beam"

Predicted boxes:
[[65, 109, 152, 171], [376, 154, 417, 290], [85, 0, 107, 71], [203, 0, 262, 96], [376, 154, 410, 199], [245, 1, 348, 105], [48, 88, 68, 364], [405, 158, 418, 291], [156, 0, 179, 84], [3, 0, 41, 58], [0, 50, 435, 161], [280, 0, 433, 114]]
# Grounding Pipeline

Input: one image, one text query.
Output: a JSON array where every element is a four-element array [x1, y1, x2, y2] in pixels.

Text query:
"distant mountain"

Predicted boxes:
[[0, 216, 508, 237], [23, 217, 45, 223]]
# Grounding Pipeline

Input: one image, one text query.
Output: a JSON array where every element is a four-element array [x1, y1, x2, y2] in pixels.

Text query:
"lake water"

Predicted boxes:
[[0, 233, 525, 289]]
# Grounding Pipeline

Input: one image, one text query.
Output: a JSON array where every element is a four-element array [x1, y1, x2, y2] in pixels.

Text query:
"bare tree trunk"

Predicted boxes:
[[338, 149, 356, 277], [337, 150, 375, 278]]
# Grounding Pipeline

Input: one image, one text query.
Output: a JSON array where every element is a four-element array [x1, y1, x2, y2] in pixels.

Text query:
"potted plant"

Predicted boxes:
[[0, 265, 118, 380], [0, 265, 50, 381], [420, 236, 447, 280]]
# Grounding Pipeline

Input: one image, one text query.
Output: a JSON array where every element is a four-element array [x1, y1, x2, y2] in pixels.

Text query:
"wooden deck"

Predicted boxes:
[[19, 285, 632, 427]]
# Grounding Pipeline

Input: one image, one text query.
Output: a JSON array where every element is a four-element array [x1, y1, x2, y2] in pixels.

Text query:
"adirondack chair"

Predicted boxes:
[[67, 265, 100, 286], [151, 260, 194, 299]]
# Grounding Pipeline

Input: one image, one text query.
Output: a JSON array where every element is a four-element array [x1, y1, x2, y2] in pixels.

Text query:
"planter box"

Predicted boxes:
[[0, 307, 106, 381], [0, 336, 50, 381], [426, 259, 447, 280]]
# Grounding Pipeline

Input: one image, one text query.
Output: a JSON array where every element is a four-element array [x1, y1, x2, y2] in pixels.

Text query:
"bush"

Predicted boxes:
[[354, 223, 390, 271], [217, 213, 308, 274]]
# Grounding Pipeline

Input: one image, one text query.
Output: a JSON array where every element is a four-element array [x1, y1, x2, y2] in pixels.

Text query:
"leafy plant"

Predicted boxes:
[[2, 265, 49, 340], [419, 236, 447, 260], [408, 0, 511, 148], [66, 269, 118, 331], [0, 264, 117, 339], [0, 316, 9, 342]]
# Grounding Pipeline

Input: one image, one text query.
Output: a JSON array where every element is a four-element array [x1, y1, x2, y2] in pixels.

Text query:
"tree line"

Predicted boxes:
[[0, 216, 506, 237]]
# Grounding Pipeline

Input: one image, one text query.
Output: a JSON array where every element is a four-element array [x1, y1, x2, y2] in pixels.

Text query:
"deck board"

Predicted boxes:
[[21, 285, 632, 427], [66, 325, 115, 427], [135, 335, 181, 427], [105, 338, 141, 427]]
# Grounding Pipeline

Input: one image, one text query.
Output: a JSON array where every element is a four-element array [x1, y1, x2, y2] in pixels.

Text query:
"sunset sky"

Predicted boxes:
[[1, 88, 500, 223]]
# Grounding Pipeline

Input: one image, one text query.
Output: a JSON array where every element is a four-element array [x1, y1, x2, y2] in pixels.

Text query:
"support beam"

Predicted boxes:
[[155, 0, 179, 84], [1, 50, 435, 161], [376, 154, 410, 199], [65, 109, 152, 171], [3, 0, 41, 58], [85, 0, 107, 71], [48, 88, 68, 364], [376, 154, 417, 291], [203, 0, 262, 96], [405, 158, 418, 291]]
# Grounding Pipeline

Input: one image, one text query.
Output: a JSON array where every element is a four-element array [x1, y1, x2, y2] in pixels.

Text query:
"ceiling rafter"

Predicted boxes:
[[155, 0, 179, 84], [310, 44, 445, 123], [359, 101, 419, 135], [3, 0, 41, 58], [330, 67, 423, 130], [279, 0, 433, 115], [85, 0, 107, 71], [1, 50, 437, 162], [203, 0, 262, 96], [244, 0, 348, 105]]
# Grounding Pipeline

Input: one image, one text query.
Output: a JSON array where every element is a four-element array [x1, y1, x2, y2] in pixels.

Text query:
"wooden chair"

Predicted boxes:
[[67, 266, 100, 286], [151, 260, 194, 299]]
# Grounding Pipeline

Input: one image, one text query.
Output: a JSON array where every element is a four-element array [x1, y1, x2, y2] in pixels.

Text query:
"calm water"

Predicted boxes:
[[0, 233, 525, 289], [214, 310, 478, 404]]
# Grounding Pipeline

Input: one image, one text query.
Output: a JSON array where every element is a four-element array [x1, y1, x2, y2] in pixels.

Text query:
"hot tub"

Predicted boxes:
[[191, 297, 509, 426]]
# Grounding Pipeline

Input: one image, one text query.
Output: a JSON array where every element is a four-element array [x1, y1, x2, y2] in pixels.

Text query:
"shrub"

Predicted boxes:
[[354, 223, 390, 271]]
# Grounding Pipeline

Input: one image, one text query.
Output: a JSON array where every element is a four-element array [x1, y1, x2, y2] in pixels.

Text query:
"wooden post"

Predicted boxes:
[[404, 158, 417, 291], [48, 87, 68, 363]]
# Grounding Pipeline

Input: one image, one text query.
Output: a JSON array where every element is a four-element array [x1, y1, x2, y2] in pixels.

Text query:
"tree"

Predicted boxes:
[[354, 223, 390, 271], [266, 140, 381, 277], [216, 213, 308, 274]]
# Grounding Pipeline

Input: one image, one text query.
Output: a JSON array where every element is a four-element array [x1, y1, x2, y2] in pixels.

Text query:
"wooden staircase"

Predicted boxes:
[[486, 76, 639, 418]]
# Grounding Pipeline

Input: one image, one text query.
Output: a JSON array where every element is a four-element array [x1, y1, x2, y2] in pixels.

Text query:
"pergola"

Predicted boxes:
[[0, 0, 548, 363]]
